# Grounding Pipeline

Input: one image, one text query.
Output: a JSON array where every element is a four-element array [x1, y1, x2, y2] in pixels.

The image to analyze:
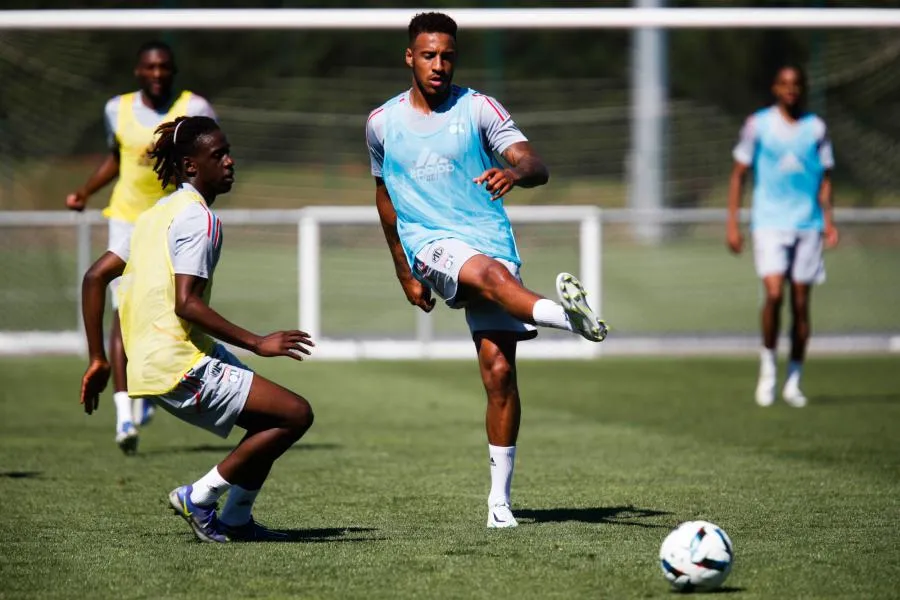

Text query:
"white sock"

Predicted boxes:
[[532, 299, 573, 331], [488, 445, 516, 507], [189, 466, 232, 507], [759, 348, 776, 381], [785, 360, 803, 391], [220, 486, 261, 527], [113, 391, 133, 428]]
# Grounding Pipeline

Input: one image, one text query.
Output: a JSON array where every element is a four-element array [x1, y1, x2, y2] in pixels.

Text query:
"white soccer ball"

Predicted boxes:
[[659, 520, 734, 592]]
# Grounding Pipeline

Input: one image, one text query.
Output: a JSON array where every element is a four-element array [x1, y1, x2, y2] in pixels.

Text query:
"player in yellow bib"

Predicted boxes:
[[65, 41, 216, 453], [79, 116, 316, 543]]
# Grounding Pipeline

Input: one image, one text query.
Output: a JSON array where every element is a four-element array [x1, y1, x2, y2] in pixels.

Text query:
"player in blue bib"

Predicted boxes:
[[726, 65, 839, 408], [367, 12, 608, 529]]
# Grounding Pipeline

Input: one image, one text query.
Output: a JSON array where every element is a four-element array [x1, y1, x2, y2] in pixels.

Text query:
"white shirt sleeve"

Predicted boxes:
[[187, 94, 218, 122], [476, 94, 528, 156], [732, 116, 757, 166], [818, 124, 835, 170], [104, 97, 119, 150], [167, 203, 215, 279], [366, 109, 386, 178]]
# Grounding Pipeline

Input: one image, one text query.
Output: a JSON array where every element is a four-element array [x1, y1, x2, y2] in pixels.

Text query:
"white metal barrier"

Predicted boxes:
[[1, 206, 899, 358]]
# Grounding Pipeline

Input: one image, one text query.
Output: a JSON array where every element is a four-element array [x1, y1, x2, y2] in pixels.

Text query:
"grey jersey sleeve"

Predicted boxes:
[[732, 116, 757, 166], [366, 109, 386, 178], [187, 94, 218, 121], [104, 96, 120, 150], [168, 202, 216, 279], [817, 120, 835, 169], [476, 94, 528, 156]]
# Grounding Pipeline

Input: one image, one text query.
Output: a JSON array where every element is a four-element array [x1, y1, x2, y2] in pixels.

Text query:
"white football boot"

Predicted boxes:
[[556, 273, 608, 342], [487, 504, 519, 529], [782, 384, 808, 408], [755, 377, 776, 407]]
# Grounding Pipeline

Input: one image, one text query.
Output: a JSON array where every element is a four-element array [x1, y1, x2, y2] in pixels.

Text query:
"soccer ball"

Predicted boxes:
[[659, 521, 734, 592]]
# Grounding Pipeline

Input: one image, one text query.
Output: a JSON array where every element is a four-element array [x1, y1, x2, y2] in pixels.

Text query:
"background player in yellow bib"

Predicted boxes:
[[64, 41, 216, 453], [79, 116, 316, 543]]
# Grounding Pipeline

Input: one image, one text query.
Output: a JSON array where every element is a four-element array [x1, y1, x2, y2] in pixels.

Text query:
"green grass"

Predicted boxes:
[[1, 356, 898, 599]]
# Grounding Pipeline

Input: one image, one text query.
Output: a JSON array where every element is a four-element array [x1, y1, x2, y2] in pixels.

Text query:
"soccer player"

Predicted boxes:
[[79, 116, 315, 543], [727, 65, 839, 408], [65, 41, 217, 453], [366, 12, 608, 528]]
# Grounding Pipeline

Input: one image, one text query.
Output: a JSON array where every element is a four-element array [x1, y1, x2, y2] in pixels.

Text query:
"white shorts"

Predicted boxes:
[[107, 219, 134, 310], [146, 344, 254, 438], [413, 238, 537, 340], [752, 229, 826, 285]]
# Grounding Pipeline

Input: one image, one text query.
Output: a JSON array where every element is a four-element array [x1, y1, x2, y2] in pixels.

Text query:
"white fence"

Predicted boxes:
[[1, 206, 899, 359]]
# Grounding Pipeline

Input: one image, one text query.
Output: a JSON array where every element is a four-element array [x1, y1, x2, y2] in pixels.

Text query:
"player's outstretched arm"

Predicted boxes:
[[65, 151, 120, 212], [474, 141, 549, 201], [173, 274, 314, 360], [80, 251, 126, 413], [374, 178, 435, 313], [819, 170, 839, 248], [726, 162, 750, 254]]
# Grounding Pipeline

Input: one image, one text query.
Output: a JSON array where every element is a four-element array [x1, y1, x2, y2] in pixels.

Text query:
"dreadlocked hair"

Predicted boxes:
[[149, 116, 220, 189]]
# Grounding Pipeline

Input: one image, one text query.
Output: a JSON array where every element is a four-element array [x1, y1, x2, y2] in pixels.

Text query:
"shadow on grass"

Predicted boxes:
[[227, 526, 381, 544], [670, 586, 745, 594], [516, 505, 670, 528], [142, 443, 340, 456], [0, 471, 41, 479], [814, 394, 899, 406]]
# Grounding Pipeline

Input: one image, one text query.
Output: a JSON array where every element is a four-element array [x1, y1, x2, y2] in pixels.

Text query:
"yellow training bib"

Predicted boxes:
[[118, 188, 216, 395], [104, 91, 193, 223]]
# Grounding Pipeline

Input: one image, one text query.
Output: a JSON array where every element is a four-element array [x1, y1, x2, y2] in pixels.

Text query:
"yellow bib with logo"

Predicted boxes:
[[118, 188, 216, 396], [104, 91, 193, 223]]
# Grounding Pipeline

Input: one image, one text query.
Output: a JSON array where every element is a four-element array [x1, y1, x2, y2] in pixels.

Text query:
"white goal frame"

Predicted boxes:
[[2, 8, 900, 30]]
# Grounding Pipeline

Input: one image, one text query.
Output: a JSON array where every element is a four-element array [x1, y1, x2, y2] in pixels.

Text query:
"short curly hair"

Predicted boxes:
[[408, 12, 457, 44]]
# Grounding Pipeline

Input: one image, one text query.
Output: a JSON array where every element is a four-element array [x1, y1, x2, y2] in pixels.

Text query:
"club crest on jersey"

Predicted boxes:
[[410, 148, 455, 182], [448, 120, 466, 135]]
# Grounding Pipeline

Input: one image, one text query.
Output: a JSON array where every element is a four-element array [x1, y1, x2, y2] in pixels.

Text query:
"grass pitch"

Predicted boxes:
[[0, 355, 898, 599]]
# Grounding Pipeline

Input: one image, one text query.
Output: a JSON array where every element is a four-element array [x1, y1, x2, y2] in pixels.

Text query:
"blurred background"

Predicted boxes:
[[1, 0, 898, 351]]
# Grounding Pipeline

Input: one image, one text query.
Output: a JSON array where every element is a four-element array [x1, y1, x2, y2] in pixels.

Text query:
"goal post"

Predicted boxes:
[[2, 8, 900, 30]]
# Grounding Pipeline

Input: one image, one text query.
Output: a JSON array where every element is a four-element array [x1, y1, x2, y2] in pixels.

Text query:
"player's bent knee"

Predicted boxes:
[[284, 396, 314, 436]]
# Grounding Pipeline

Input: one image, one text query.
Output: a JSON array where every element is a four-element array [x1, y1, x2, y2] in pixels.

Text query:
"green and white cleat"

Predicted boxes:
[[556, 272, 608, 342]]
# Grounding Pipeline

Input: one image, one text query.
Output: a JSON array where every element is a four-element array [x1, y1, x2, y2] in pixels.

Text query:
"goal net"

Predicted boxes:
[[1, 6, 899, 357]]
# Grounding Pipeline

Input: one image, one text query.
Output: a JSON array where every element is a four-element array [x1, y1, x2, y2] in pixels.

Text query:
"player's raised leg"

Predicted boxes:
[[756, 274, 783, 407], [782, 282, 812, 407], [475, 332, 520, 529], [457, 254, 607, 343]]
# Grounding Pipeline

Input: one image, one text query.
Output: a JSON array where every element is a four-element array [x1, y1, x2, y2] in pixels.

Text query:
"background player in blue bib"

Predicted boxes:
[[367, 12, 607, 529], [726, 65, 839, 408]]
